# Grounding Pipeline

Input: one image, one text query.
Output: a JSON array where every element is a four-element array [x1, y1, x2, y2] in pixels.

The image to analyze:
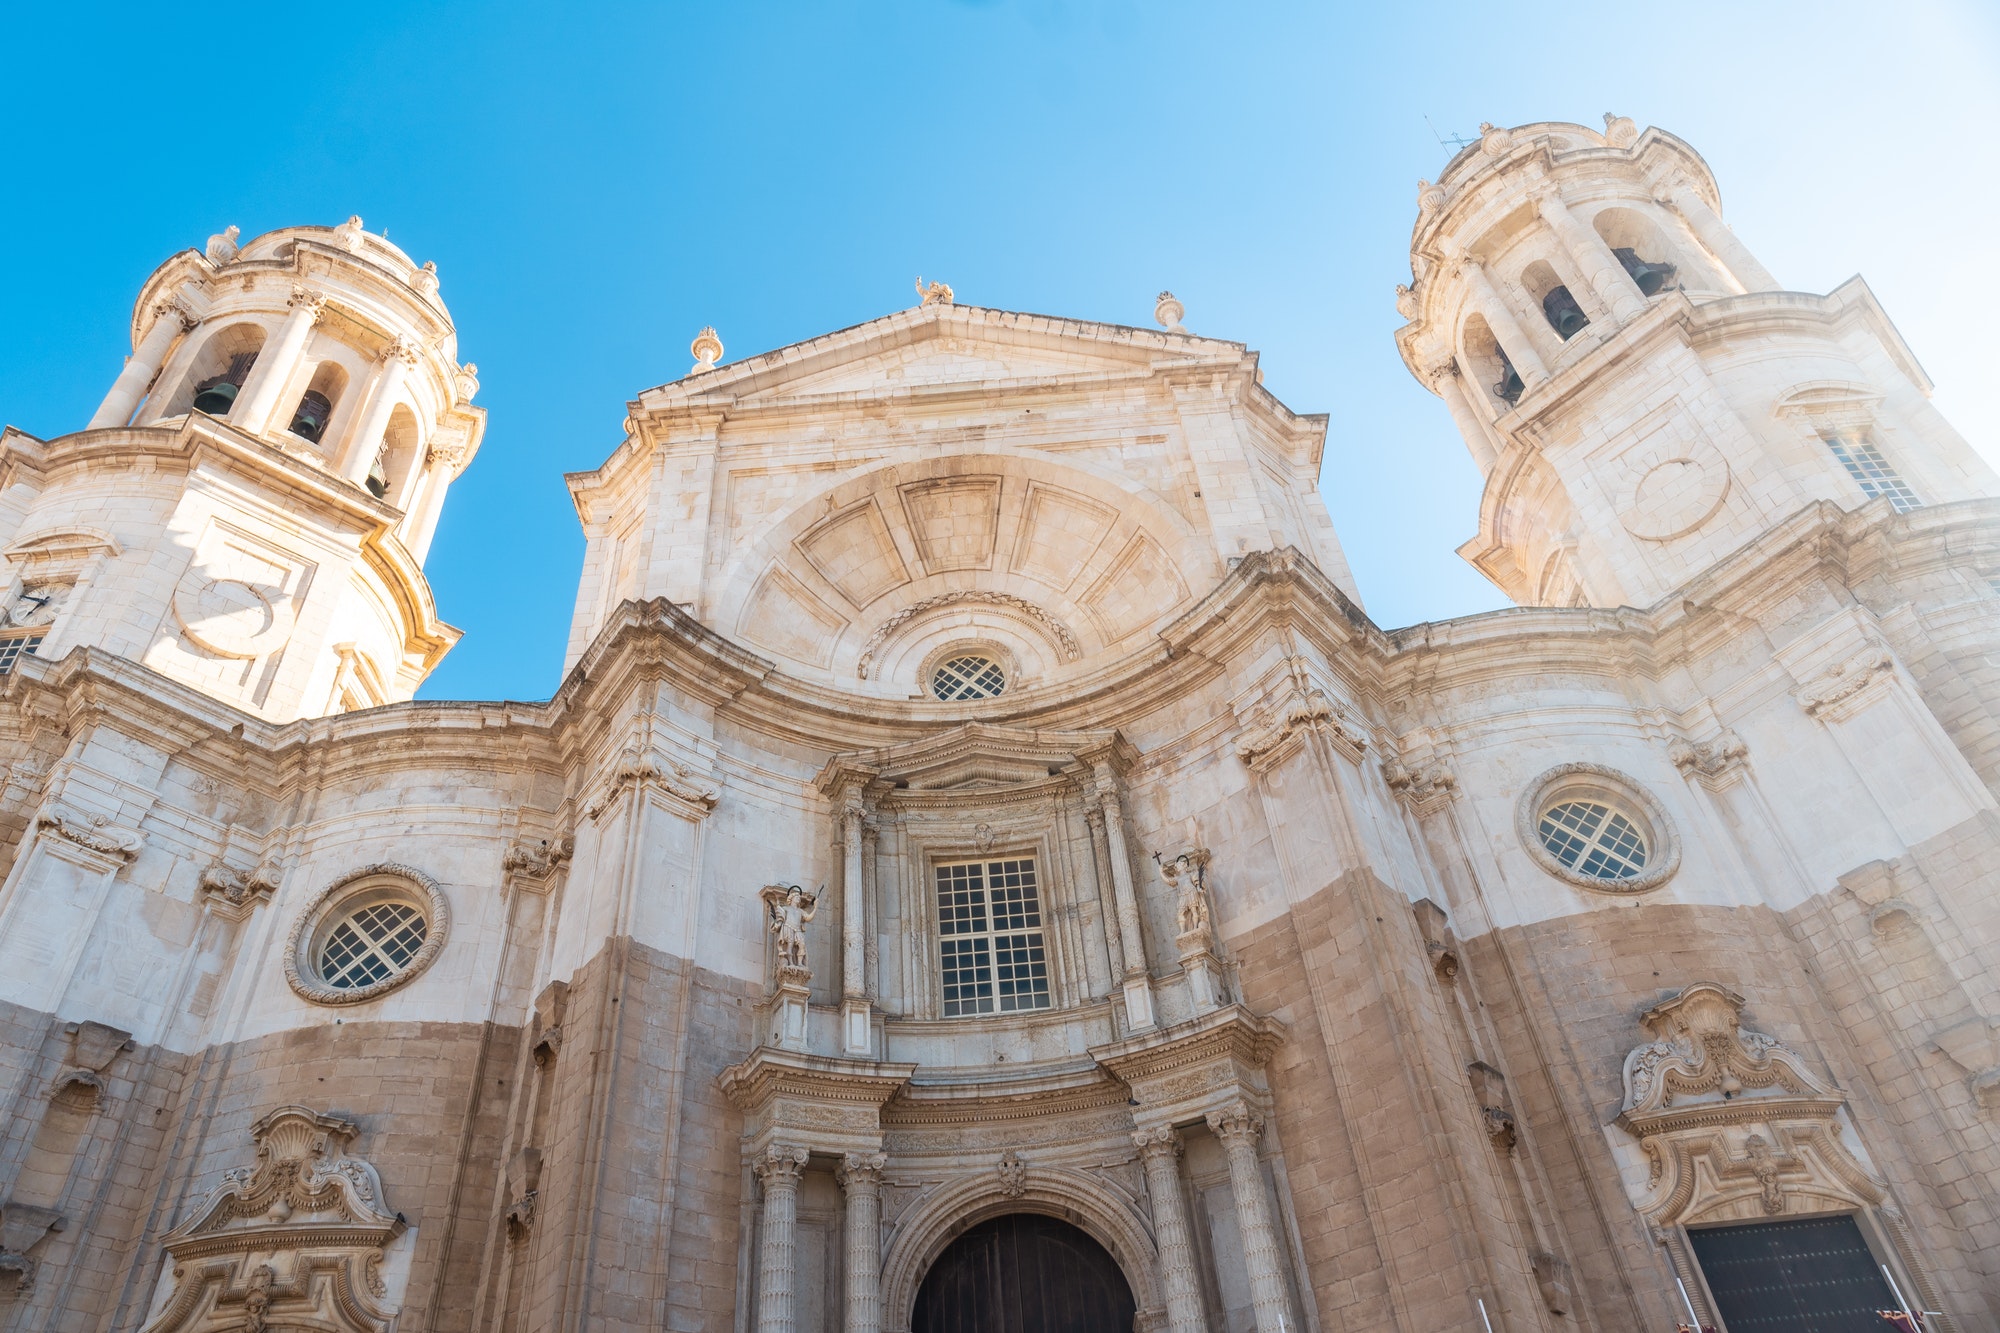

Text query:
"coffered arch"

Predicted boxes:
[[714, 453, 1215, 694]]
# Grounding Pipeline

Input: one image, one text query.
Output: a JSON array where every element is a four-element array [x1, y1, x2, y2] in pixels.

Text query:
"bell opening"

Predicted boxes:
[[1613, 247, 1677, 297], [1493, 351, 1524, 406], [289, 391, 334, 444], [1541, 286, 1590, 341]]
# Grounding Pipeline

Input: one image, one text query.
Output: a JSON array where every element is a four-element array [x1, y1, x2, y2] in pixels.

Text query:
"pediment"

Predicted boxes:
[[817, 723, 1134, 794], [642, 305, 1244, 412]]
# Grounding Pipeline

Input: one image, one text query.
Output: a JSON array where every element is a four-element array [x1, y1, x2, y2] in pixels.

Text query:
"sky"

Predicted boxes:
[[3, 1, 1996, 704]]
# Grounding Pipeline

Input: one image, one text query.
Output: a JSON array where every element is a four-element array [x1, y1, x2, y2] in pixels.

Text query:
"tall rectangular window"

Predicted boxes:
[[0, 632, 45, 676], [1824, 432, 1922, 513], [935, 857, 1051, 1017]]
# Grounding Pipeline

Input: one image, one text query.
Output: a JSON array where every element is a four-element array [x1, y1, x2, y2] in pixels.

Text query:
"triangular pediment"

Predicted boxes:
[[816, 722, 1135, 794], [638, 304, 1246, 412]]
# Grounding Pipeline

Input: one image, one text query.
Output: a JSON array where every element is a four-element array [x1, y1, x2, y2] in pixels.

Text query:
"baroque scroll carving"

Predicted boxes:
[[142, 1106, 405, 1333]]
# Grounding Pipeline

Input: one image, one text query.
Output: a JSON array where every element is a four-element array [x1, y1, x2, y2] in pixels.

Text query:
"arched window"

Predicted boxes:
[[1592, 206, 1682, 295], [369, 404, 423, 503], [169, 323, 268, 419], [287, 361, 348, 445]]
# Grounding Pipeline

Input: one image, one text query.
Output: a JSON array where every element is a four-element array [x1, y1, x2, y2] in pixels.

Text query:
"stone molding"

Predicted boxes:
[[877, 1166, 1164, 1333], [1236, 677, 1367, 769], [1792, 644, 1896, 723], [198, 860, 280, 919], [35, 808, 143, 863], [282, 864, 451, 1006], [855, 590, 1082, 679], [143, 1106, 405, 1333], [0, 1202, 65, 1296], [50, 1019, 132, 1106], [499, 835, 573, 883], [1514, 762, 1681, 894], [1666, 729, 1748, 789]]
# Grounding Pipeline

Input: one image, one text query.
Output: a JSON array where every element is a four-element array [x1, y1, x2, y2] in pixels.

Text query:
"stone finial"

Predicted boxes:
[[689, 326, 724, 374], [454, 363, 481, 403], [333, 215, 367, 253], [1416, 179, 1446, 215], [1602, 112, 1639, 149], [1154, 291, 1186, 333], [915, 276, 955, 307], [1394, 283, 1420, 321], [1478, 122, 1514, 157], [204, 225, 241, 267], [410, 260, 440, 296]]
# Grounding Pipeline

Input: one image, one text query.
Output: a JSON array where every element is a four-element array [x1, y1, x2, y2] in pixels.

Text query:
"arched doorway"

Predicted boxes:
[[912, 1212, 1137, 1333]]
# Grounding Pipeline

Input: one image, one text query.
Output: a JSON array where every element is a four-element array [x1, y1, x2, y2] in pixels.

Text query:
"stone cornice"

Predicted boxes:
[[716, 1046, 917, 1114], [1089, 1004, 1287, 1085]]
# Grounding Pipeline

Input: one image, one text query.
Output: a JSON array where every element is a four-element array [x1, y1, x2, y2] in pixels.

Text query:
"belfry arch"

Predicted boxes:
[[880, 1169, 1164, 1333]]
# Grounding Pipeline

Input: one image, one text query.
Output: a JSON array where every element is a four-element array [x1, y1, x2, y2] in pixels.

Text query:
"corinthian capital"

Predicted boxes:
[[837, 1151, 886, 1189], [754, 1143, 809, 1186], [1131, 1126, 1182, 1161], [384, 335, 422, 367], [288, 284, 328, 317], [1206, 1099, 1265, 1145]]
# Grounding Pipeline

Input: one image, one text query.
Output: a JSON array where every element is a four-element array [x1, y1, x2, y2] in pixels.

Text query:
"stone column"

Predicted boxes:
[[1431, 364, 1499, 472], [89, 298, 193, 429], [1461, 260, 1549, 387], [840, 792, 870, 1054], [340, 337, 419, 484], [1533, 190, 1647, 323], [755, 1144, 810, 1333], [232, 286, 325, 434], [838, 1151, 886, 1333], [1134, 1128, 1207, 1333], [1093, 769, 1154, 1030], [1664, 183, 1778, 293], [1084, 808, 1127, 980], [1207, 1103, 1291, 1333]]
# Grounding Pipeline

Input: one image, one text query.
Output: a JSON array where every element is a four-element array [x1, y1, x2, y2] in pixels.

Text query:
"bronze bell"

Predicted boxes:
[[289, 390, 333, 443], [1493, 352, 1524, 406], [191, 380, 239, 415], [1542, 285, 1589, 340], [1613, 247, 1676, 297]]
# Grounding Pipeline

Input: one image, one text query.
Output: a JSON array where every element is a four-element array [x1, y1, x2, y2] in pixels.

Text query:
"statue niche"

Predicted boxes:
[[142, 1106, 405, 1333]]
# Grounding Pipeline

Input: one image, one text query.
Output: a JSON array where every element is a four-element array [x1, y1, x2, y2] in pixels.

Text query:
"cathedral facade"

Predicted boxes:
[[0, 116, 1996, 1332]]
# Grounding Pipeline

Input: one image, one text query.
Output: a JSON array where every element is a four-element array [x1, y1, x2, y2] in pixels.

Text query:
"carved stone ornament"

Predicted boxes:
[[1478, 122, 1515, 156], [583, 731, 720, 820], [452, 362, 480, 403], [1793, 646, 1896, 722], [408, 260, 439, 297], [205, 225, 241, 267], [855, 590, 1081, 678], [287, 284, 327, 317], [1615, 983, 1887, 1229], [1155, 833, 1214, 957], [1153, 291, 1185, 332], [1416, 178, 1446, 215], [1236, 674, 1367, 769], [50, 1019, 133, 1106], [1667, 730, 1748, 788], [689, 326, 724, 374], [36, 807, 143, 862], [141, 1106, 405, 1333], [501, 836, 573, 881], [199, 860, 280, 918], [995, 1151, 1028, 1199], [915, 276, 955, 307], [282, 865, 450, 1007], [1394, 282, 1420, 320], [1383, 753, 1457, 815], [0, 1202, 64, 1296], [1602, 112, 1639, 148], [332, 215, 367, 254], [761, 883, 820, 980]]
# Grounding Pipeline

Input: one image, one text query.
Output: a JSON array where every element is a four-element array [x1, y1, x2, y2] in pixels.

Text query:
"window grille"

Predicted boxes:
[[935, 857, 1051, 1016], [318, 899, 429, 990], [1824, 433, 1921, 513], [932, 655, 1006, 701], [1687, 1215, 1901, 1330], [0, 632, 45, 675], [1537, 800, 1649, 881]]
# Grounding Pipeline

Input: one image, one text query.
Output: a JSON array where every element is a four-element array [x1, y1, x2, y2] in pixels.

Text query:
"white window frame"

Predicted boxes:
[[931, 855, 1053, 1017]]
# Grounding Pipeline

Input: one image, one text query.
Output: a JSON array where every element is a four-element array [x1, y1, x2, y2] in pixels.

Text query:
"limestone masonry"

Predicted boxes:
[[0, 116, 1996, 1332]]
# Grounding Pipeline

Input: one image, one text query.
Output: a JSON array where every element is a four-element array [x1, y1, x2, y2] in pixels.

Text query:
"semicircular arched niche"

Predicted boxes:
[[718, 454, 1209, 692]]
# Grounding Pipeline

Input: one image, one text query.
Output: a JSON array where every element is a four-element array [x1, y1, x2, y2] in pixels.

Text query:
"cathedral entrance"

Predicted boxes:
[[911, 1213, 1137, 1333]]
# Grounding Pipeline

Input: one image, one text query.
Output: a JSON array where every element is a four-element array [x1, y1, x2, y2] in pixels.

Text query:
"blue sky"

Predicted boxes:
[[4, 2, 1996, 703]]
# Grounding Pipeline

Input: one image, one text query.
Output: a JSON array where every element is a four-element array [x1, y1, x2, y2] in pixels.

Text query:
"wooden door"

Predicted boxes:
[[912, 1212, 1137, 1333]]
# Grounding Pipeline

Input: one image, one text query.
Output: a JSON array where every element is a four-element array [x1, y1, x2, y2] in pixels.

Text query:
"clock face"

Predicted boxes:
[[8, 585, 64, 628]]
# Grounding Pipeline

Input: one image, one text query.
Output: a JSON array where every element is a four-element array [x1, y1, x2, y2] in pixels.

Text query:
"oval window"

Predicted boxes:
[[1536, 799, 1649, 881]]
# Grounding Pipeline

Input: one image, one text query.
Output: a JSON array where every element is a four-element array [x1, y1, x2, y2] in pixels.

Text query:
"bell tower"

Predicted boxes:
[[1395, 115, 1998, 609], [0, 218, 484, 719]]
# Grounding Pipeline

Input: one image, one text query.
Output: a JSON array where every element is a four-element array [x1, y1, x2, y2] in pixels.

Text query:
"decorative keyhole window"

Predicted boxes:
[[936, 858, 1051, 1016], [1537, 800, 1648, 880], [932, 654, 1006, 701]]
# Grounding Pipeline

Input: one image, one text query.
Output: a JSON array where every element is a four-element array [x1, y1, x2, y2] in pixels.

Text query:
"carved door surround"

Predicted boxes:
[[1613, 983, 1949, 1330], [142, 1106, 406, 1333]]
